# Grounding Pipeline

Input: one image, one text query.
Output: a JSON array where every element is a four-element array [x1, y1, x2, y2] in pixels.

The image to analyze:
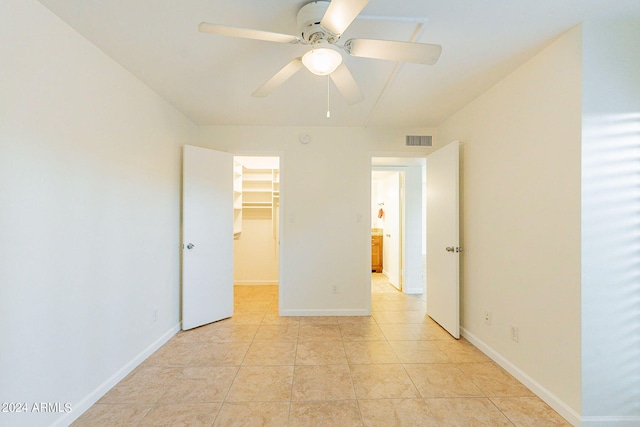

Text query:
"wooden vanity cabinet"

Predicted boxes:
[[371, 235, 383, 273]]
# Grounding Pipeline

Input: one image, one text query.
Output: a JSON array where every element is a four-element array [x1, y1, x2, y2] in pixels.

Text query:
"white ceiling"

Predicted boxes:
[[38, 0, 640, 128]]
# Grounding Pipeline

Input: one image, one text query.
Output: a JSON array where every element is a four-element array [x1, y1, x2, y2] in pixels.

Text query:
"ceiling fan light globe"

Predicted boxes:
[[302, 47, 343, 76]]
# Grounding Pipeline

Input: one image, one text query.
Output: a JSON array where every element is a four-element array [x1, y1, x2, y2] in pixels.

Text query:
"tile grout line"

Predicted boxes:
[[74, 283, 568, 426]]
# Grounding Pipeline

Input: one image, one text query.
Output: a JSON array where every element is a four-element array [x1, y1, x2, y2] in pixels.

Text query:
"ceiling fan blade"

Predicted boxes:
[[330, 63, 364, 105], [346, 38, 442, 65], [198, 22, 301, 44], [321, 0, 370, 36], [252, 58, 304, 98]]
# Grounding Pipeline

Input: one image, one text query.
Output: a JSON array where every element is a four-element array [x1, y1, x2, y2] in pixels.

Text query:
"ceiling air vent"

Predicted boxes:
[[405, 135, 432, 147]]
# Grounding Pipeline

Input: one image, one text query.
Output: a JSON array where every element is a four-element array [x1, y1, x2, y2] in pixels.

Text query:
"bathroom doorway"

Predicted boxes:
[[371, 168, 404, 291], [371, 157, 426, 296]]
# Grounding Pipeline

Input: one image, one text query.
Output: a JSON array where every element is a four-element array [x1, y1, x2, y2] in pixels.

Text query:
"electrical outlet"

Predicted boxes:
[[153, 308, 158, 323], [484, 311, 492, 326], [332, 285, 338, 294], [510, 325, 519, 342]]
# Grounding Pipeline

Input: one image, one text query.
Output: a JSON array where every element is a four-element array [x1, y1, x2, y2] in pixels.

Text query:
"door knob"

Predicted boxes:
[[186, 243, 195, 250], [445, 246, 455, 252]]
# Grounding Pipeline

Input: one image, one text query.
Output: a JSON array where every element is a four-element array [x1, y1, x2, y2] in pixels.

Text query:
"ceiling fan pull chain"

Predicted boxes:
[[326, 75, 331, 119]]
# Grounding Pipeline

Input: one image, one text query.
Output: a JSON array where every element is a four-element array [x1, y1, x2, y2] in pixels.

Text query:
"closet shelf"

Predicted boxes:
[[237, 165, 279, 220], [243, 203, 272, 208]]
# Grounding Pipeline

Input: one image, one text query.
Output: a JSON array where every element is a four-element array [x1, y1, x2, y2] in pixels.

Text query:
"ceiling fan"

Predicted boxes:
[[199, 0, 442, 105]]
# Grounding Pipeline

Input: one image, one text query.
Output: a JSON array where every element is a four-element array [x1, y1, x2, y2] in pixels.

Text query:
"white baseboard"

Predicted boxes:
[[403, 287, 424, 295], [461, 327, 581, 427], [281, 308, 371, 316], [581, 416, 640, 426], [53, 323, 180, 427]]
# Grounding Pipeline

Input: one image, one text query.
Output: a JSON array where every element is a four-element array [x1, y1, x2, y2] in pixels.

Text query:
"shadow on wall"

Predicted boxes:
[[582, 112, 640, 416]]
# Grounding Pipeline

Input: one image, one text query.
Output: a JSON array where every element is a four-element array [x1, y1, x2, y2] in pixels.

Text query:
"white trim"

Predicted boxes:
[[281, 309, 370, 316], [582, 416, 640, 426], [461, 327, 581, 427], [53, 323, 180, 427]]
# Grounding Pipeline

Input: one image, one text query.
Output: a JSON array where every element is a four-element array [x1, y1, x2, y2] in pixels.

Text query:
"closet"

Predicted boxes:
[[233, 156, 280, 284]]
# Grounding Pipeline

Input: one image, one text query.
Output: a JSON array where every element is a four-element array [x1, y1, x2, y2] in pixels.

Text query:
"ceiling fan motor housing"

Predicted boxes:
[[297, 1, 334, 43]]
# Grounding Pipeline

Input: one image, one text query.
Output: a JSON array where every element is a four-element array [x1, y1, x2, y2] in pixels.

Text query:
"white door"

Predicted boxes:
[[426, 141, 460, 338], [182, 145, 234, 330], [384, 171, 402, 290]]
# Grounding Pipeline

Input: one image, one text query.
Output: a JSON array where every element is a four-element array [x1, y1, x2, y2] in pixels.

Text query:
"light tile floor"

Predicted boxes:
[[73, 274, 571, 426]]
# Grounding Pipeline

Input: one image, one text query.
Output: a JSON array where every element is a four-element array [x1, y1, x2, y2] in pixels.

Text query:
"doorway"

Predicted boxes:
[[371, 169, 404, 291], [233, 156, 280, 287], [233, 155, 281, 319], [370, 157, 427, 296]]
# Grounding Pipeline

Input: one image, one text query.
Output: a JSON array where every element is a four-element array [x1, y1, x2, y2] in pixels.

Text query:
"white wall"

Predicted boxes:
[[403, 165, 425, 294], [195, 127, 438, 315], [234, 217, 279, 283], [437, 27, 582, 424], [371, 177, 383, 229], [581, 18, 640, 426], [0, 1, 195, 426]]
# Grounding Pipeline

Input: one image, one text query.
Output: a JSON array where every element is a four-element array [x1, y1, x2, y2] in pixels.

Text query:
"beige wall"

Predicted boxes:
[[437, 27, 583, 423]]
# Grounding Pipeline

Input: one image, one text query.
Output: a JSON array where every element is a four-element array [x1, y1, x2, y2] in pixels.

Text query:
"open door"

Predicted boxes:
[[182, 145, 234, 330], [426, 141, 461, 338], [372, 169, 403, 290]]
